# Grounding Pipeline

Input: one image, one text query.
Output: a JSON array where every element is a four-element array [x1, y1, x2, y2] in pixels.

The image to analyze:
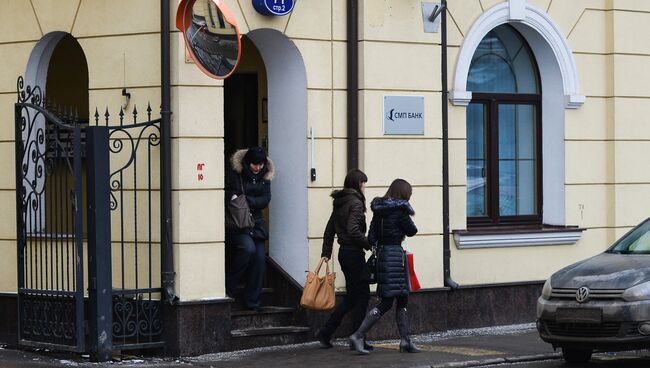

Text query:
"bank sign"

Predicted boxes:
[[383, 95, 425, 135], [253, 0, 294, 16]]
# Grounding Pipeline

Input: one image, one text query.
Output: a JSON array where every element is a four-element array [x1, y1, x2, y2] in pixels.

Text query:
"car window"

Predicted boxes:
[[609, 218, 650, 254], [629, 232, 650, 252]]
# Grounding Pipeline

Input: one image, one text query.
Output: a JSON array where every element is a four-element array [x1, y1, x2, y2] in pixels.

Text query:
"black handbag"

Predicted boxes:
[[365, 247, 378, 284], [364, 218, 383, 284], [225, 175, 255, 231]]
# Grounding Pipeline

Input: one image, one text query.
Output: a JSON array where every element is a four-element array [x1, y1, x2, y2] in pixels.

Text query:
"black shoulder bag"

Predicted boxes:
[[365, 217, 383, 284]]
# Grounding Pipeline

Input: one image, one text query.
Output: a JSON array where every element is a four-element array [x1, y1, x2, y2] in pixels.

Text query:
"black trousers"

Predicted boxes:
[[320, 247, 370, 338], [225, 232, 266, 309]]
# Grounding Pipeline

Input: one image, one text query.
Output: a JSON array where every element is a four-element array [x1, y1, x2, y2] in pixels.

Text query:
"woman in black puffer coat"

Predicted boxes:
[[225, 147, 274, 311], [350, 179, 420, 355]]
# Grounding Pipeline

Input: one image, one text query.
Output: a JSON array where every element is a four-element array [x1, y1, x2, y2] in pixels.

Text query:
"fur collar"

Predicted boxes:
[[370, 197, 415, 215], [230, 148, 275, 181]]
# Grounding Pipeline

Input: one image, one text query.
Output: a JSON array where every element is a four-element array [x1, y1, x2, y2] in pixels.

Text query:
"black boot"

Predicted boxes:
[[349, 308, 381, 355], [315, 329, 333, 349], [349, 340, 374, 351], [396, 308, 420, 353]]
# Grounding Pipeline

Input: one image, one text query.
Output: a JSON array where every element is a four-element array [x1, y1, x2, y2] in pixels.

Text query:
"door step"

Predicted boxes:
[[229, 326, 312, 351], [231, 306, 298, 330], [231, 326, 311, 337], [229, 306, 312, 350], [231, 306, 295, 316]]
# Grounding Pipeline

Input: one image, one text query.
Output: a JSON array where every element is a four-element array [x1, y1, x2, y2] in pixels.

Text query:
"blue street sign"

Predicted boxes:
[[253, 0, 294, 16]]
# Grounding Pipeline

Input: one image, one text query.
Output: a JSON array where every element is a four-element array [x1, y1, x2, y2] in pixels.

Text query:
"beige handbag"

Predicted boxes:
[[300, 258, 336, 311]]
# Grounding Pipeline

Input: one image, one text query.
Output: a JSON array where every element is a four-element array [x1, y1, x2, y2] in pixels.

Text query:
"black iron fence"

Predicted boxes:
[[101, 106, 164, 350], [15, 77, 165, 359]]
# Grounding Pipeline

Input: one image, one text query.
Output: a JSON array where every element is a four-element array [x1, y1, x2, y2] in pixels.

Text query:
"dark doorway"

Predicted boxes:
[[224, 73, 259, 159], [46, 34, 89, 122], [17, 32, 90, 353], [45, 34, 89, 236]]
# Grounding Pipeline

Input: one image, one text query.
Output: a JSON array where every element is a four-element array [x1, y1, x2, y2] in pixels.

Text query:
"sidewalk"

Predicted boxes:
[[0, 324, 561, 368]]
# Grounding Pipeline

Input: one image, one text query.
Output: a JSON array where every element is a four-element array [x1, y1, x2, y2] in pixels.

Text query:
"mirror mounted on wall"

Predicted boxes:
[[176, 0, 242, 79]]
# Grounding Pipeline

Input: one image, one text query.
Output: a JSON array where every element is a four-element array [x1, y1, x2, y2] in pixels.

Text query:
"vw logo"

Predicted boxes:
[[576, 286, 590, 303]]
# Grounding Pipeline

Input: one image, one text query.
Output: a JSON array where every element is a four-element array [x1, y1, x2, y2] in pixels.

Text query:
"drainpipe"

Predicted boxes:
[[441, 0, 458, 290], [347, 0, 359, 170], [161, 0, 177, 303]]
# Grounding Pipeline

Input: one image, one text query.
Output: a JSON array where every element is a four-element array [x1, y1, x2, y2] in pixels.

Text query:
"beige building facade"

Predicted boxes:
[[0, 0, 649, 355]]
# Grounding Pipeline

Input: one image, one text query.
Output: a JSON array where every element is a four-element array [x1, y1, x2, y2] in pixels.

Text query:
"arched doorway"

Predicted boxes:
[[224, 29, 308, 283], [44, 35, 89, 121], [22, 32, 89, 232], [17, 32, 89, 351], [25, 32, 89, 117], [27, 33, 89, 233]]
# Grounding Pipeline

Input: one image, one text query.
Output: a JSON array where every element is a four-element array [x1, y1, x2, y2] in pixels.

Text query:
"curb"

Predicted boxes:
[[429, 352, 562, 368]]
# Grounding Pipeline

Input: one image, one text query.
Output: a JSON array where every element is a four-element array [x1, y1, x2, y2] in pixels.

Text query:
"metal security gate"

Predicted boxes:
[[15, 78, 86, 351], [101, 105, 164, 351], [15, 77, 165, 357]]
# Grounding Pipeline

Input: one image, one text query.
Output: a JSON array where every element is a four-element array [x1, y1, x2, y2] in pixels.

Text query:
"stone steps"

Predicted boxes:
[[230, 306, 296, 330], [227, 259, 314, 351], [229, 326, 312, 351]]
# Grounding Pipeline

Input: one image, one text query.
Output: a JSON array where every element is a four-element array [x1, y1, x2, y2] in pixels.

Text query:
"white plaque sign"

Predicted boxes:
[[383, 95, 425, 135]]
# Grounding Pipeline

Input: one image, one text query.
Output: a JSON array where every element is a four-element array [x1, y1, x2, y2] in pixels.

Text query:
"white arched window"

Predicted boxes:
[[453, 0, 585, 247]]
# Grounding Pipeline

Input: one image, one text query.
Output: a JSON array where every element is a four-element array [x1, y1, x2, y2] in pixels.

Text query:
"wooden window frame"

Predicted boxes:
[[467, 92, 543, 228]]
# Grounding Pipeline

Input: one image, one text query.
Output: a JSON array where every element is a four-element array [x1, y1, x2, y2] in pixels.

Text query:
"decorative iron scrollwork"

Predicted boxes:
[[17, 76, 44, 106], [17, 79, 77, 234], [112, 295, 163, 341], [107, 106, 161, 212], [21, 294, 77, 344]]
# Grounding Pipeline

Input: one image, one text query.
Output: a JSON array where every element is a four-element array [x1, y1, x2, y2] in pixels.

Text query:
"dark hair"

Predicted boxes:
[[383, 178, 412, 201], [343, 169, 368, 194]]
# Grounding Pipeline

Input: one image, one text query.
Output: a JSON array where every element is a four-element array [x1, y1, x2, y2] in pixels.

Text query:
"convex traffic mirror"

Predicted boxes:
[[176, 0, 241, 79]]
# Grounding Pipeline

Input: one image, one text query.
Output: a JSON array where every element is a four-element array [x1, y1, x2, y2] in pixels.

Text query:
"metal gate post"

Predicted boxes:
[[86, 126, 113, 361], [14, 104, 25, 341]]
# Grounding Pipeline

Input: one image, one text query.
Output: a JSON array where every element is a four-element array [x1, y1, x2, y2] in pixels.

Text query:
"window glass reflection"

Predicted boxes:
[[467, 103, 487, 217], [467, 26, 539, 93], [498, 104, 537, 216], [465, 25, 541, 225]]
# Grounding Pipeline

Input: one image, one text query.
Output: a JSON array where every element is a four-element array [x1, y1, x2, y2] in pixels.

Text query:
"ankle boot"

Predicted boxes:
[[315, 329, 333, 349], [348, 340, 374, 351], [349, 308, 382, 355], [396, 308, 421, 353]]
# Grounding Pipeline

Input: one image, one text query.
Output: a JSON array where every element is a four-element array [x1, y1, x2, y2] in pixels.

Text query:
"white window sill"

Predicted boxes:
[[453, 227, 584, 249]]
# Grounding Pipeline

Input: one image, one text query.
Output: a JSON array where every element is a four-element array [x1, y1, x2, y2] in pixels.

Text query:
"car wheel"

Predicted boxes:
[[562, 347, 593, 364]]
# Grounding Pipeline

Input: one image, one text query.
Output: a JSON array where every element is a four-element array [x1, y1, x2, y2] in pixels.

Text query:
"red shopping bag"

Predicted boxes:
[[406, 251, 421, 292]]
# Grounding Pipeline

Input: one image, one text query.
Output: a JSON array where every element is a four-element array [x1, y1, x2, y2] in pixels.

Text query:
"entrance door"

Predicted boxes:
[[224, 73, 259, 159]]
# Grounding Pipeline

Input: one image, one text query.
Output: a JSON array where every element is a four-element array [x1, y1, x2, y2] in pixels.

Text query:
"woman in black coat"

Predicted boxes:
[[350, 179, 419, 355], [315, 169, 373, 350], [225, 147, 273, 310]]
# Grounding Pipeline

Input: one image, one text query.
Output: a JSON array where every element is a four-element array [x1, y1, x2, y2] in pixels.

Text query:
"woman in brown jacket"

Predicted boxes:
[[315, 169, 373, 350]]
